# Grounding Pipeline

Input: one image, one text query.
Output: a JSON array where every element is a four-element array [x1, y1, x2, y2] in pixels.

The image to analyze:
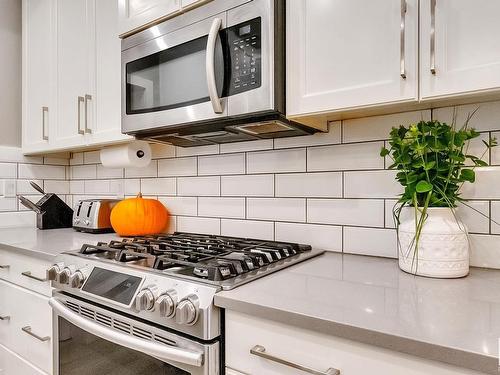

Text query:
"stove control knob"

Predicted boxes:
[[46, 263, 64, 281], [175, 295, 199, 325], [135, 287, 158, 311], [57, 265, 76, 284], [69, 267, 90, 288], [156, 290, 177, 318]]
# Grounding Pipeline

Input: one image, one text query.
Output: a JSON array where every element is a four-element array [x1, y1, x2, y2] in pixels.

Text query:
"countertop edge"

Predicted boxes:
[[215, 294, 498, 375], [0, 243, 56, 261]]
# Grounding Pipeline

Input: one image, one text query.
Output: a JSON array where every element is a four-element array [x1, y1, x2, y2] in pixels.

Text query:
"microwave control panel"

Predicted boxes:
[[225, 17, 262, 96]]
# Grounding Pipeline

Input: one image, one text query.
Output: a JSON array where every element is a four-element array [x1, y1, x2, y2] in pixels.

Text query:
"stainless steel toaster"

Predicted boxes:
[[73, 199, 120, 233]]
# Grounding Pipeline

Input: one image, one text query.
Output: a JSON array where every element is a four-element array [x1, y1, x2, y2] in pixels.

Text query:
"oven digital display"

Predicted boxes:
[[81, 268, 142, 305]]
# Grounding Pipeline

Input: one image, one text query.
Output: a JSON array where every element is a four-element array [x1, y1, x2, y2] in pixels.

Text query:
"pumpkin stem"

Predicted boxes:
[[137, 192, 143, 198]]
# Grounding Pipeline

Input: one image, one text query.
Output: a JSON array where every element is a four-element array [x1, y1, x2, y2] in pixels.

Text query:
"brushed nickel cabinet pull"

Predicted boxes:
[[42, 106, 49, 141], [0, 265, 9, 269], [250, 345, 340, 375], [400, 0, 407, 79], [0, 315, 10, 321], [77, 96, 85, 135], [430, 0, 437, 74], [84, 94, 92, 134], [21, 326, 50, 342], [21, 271, 48, 282]]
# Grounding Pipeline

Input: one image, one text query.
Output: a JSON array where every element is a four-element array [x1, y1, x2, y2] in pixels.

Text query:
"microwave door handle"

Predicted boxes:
[[49, 298, 204, 367], [206, 18, 223, 114]]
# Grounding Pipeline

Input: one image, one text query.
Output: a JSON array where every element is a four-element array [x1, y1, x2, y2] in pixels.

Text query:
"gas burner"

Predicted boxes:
[[79, 232, 312, 282]]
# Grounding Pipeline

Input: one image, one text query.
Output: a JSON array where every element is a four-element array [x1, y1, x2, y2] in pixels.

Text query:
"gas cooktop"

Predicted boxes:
[[75, 232, 323, 290]]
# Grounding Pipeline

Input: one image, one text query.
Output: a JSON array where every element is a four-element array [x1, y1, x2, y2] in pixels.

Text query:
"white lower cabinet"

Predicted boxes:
[[0, 343, 46, 375], [225, 310, 486, 375], [0, 279, 52, 374]]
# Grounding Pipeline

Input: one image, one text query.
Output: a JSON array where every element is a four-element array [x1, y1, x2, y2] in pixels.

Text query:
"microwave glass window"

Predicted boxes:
[[126, 35, 224, 114], [58, 317, 191, 374]]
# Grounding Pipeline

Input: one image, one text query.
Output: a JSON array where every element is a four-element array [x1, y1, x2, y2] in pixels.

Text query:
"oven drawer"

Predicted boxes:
[[0, 279, 52, 374], [0, 343, 47, 375], [0, 249, 52, 297], [225, 310, 484, 375]]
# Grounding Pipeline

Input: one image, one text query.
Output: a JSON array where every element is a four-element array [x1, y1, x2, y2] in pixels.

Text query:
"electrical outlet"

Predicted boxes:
[[3, 180, 16, 198]]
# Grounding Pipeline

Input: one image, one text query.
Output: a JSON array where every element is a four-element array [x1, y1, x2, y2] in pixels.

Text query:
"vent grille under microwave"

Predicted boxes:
[[64, 300, 176, 347]]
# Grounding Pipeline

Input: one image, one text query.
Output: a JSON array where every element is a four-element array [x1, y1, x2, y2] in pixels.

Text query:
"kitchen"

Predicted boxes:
[[1, 0, 500, 374]]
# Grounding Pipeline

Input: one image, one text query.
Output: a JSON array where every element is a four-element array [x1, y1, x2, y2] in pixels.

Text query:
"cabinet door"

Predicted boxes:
[[91, 0, 131, 146], [420, 0, 500, 100], [55, 0, 94, 149], [22, 0, 57, 153], [286, 0, 418, 117], [0, 343, 46, 375], [117, 0, 180, 36]]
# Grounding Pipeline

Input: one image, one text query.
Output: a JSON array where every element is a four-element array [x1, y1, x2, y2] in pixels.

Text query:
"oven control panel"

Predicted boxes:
[[225, 17, 262, 96]]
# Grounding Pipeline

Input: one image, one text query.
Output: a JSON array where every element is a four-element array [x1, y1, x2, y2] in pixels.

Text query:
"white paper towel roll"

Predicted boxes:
[[100, 141, 152, 168]]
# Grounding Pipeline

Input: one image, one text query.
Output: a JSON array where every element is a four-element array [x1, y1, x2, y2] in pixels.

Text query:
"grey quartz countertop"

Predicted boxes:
[[215, 252, 500, 375], [0, 227, 120, 261]]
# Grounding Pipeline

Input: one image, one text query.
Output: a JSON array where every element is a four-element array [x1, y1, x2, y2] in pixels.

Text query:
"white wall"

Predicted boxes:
[[0, 0, 22, 147]]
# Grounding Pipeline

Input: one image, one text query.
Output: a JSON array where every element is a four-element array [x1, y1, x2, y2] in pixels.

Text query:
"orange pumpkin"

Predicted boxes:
[[110, 193, 169, 236]]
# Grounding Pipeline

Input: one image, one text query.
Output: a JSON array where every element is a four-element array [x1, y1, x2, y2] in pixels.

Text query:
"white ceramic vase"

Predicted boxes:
[[398, 207, 469, 278]]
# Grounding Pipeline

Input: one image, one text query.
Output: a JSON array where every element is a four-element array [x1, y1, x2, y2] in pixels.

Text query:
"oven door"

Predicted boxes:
[[122, 13, 228, 134], [50, 294, 219, 375]]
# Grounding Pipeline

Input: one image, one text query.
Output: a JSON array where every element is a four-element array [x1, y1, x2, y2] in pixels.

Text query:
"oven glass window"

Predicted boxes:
[[58, 318, 191, 375], [126, 35, 224, 114]]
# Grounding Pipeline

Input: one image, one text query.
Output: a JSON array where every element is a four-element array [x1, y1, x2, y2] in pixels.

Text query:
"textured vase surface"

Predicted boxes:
[[398, 207, 469, 278]]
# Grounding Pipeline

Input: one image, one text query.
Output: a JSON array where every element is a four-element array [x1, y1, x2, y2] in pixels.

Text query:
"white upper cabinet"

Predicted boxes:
[[286, 0, 418, 117], [55, 0, 94, 149], [117, 0, 180, 36], [420, 0, 500, 100], [22, 0, 57, 153]]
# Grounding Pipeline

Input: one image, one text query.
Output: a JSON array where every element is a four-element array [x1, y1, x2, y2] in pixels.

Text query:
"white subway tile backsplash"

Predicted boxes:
[[456, 201, 490, 234], [433, 101, 500, 132], [0, 163, 17, 178], [177, 216, 220, 235], [19, 164, 64, 180], [343, 227, 397, 258], [159, 197, 197, 216], [198, 153, 245, 176], [490, 131, 500, 165], [124, 179, 141, 195], [0, 147, 43, 164], [275, 222, 342, 252], [220, 139, 273, 154], [16, 179, 43, 195], [221, 175, 274, 197], [70, 180, 85, 194], [308, 142, 384, 172], [70, 165, 97, 180], [70, 152, 84, 165], [247, 198, 306, 222], [0, 197, 17, 211], [247, 148, 306, 174], [44, 180, 70, 195], [176, 145, 219, 157], [177, 176, 220, 196], [343, 110, 431, 143], [97, 165, 124, 179], [344, 170, 401, 198], [141, 178, 176, 195], [83, 151, 101, 164], [490, 202, 500, 234], [125, 160, 158, 178], [18, 195, 42, 211], [198, 197, 245, 219], [221, 219, 274, 240], [308, 199, 384, 227], [470, 234, 500, 269], [275, 172, 342, 198], [274, 121, 341, 149], [150, 143, 176, 159], [43, 157, 69, 166], [84, 180, 116, 195], [461, 167, 500, 199], [158, 157, 197, 177]]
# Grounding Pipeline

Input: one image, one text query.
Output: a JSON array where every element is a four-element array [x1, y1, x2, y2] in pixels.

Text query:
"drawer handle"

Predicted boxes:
[[21, 271, 48, 282], [250, 345, 340, 375], [0, 315, 10, 321], [0, 265, 9, 269], [21, 326, 50, 342]]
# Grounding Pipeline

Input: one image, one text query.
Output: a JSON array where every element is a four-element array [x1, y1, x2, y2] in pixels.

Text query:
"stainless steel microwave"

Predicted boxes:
[[121, 0, 323, 147]]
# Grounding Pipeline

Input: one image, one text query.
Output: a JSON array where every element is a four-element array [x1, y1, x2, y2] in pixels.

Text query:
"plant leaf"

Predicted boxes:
[[380, 147, 390, 157], [416, 180, 433, 193], [460, 169, 475, 183]]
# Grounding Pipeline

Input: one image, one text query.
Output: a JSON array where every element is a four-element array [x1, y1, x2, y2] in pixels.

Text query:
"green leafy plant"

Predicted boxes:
[[380, 110, 497, 264]]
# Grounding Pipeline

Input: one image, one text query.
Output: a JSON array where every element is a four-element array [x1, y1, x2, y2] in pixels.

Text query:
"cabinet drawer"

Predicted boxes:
[[226, 311, 485, 375], [0, 280, 52, 374], [0, 343, 47, 375], [0, 249, 52, 296]]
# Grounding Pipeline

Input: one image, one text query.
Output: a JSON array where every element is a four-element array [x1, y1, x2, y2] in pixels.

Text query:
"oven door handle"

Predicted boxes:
[[206, 17, 223, 114], [49, 298, 204, 367]]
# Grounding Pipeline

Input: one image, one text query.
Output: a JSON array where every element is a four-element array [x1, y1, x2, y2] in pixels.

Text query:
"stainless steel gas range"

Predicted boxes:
[[47, 232, 323, 374]]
